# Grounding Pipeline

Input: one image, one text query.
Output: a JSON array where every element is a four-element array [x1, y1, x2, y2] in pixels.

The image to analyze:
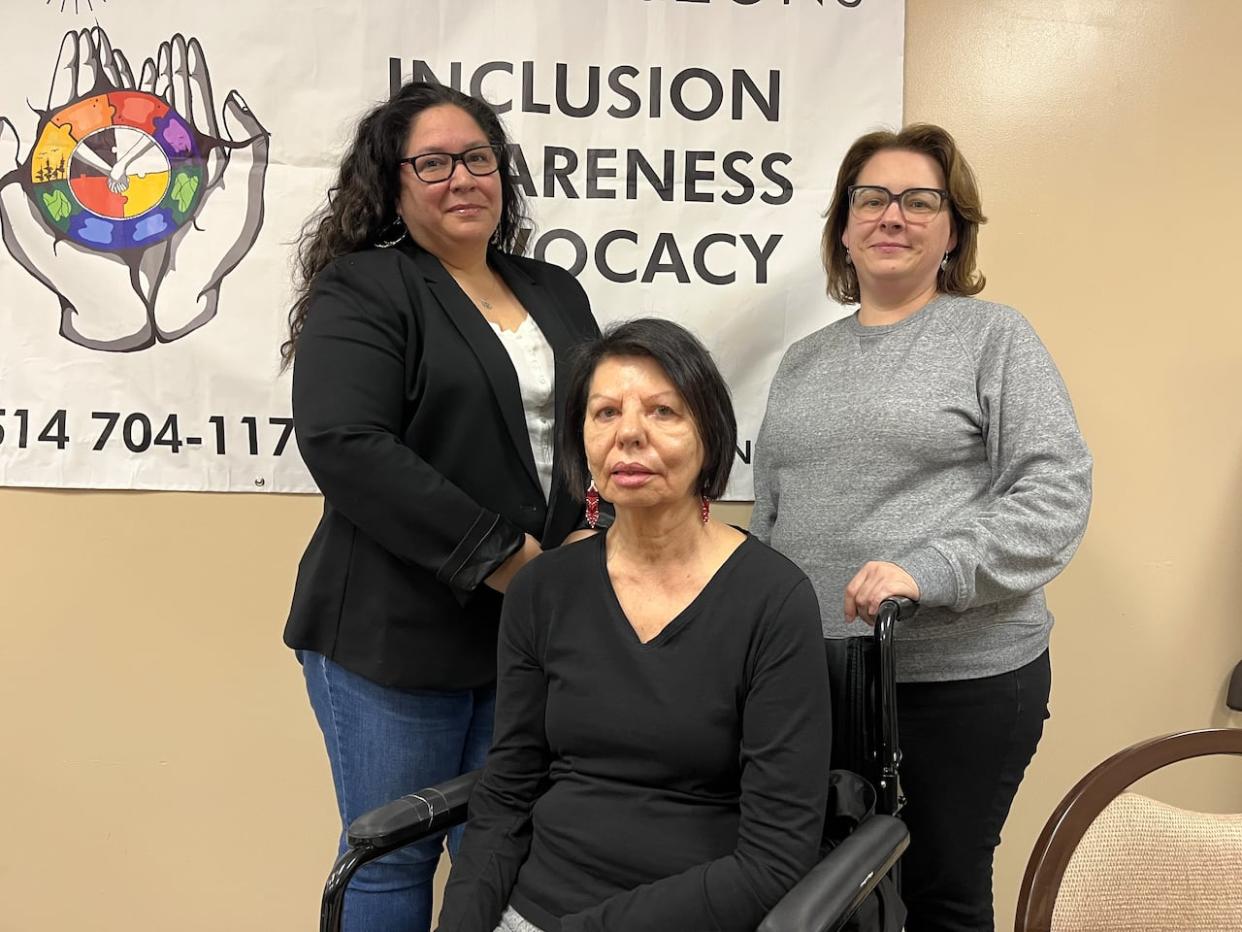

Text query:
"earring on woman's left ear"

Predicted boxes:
[[376, 216, 409, 249], [940, 251, 950, 271], [585, 478, 600, 529]]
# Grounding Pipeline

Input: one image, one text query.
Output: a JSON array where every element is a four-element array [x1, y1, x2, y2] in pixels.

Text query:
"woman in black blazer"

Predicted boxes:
[[282, 82, 600, 932]]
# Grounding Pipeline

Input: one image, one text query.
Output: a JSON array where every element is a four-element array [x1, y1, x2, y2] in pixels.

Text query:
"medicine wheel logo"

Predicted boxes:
[[31, 91, 206, 250], [0, 27, 268, 352]]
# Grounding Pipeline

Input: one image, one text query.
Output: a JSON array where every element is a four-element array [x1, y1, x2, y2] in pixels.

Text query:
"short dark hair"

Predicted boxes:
[[822, 123, 987, 304], [558, 318, 737, 502]]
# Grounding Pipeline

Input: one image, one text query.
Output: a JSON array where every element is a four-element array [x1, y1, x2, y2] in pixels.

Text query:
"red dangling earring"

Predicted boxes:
[[700, 495, 711, 525], [585, 479, 600, 529]]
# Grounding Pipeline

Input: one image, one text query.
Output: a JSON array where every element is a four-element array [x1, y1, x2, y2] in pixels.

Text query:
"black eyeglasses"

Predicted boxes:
[[847, 185, 949, 221], [397, 144, 502, 183]]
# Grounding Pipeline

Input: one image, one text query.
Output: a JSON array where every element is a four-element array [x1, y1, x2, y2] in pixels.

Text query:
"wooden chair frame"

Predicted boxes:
[[1015, 727, 1242, 932]]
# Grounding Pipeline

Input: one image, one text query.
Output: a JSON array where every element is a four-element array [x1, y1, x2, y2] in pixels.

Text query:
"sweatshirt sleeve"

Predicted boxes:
[[749, 357, 789, 545], [559, 578, 831, 932], [894, 309, 1093, 611], [293, 257, 524, 593], [437, 568, 549, 932]]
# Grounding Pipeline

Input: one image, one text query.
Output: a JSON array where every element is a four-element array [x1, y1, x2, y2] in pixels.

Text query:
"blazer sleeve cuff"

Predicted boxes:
[[437, 510, 526, 595]]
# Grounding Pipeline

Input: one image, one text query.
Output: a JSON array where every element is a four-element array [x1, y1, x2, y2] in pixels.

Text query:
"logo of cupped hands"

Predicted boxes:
[[0, 27, 268, 351]]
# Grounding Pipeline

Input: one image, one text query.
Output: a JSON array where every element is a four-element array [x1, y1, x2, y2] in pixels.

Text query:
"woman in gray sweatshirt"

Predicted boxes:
[[751, 124, 1092, 932]]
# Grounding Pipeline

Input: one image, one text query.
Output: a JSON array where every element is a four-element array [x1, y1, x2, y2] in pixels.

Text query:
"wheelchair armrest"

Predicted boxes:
[[757, 815, 909, 932], [323, 771, 481, 932], [344, 769, 480, 854]]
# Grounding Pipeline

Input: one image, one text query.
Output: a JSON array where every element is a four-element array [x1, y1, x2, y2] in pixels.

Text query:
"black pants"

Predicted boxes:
[[895, 650, 1051, 932]]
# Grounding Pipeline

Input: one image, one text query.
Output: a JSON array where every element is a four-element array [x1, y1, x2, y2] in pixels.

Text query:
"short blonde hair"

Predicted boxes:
[[822, 124, 987, 304]]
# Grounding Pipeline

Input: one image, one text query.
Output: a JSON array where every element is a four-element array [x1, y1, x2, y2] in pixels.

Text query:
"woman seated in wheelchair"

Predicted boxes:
[[437, 318, 832, 932]]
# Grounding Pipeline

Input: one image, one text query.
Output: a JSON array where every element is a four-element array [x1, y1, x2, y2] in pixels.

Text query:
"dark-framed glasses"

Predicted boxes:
[[398, 144, 502, 183], [848, 185, 949, 221]]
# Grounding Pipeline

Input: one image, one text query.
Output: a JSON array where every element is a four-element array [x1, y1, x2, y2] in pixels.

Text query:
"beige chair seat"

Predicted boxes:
[[1051, 792, 1242, 932], [1016, 728, 1242, 932]]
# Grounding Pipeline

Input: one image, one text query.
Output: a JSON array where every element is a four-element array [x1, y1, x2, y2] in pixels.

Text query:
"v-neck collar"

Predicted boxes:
[[595, 530, 753, 648]]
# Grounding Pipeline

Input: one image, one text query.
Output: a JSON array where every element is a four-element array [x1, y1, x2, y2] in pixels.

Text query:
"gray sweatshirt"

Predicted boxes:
[[751, 294, 1092, 681]]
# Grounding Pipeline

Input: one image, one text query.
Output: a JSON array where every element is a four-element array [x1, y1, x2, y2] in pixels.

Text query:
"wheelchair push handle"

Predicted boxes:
[[876, 596, 917, 624], [873, 596, 916, 664], [875, 597, 916, 817]]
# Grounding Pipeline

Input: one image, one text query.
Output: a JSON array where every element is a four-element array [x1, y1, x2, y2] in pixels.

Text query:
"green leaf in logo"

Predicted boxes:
[[171, 172, 200, 213], [43, 189, 72, 222]]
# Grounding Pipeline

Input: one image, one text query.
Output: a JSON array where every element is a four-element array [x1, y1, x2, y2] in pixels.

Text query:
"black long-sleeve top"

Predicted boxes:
[[438, 531, 832, 932]]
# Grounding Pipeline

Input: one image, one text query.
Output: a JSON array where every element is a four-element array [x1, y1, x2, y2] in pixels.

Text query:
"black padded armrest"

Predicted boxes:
[[757, 815, 909, 932], [345, 769, 480, 853]]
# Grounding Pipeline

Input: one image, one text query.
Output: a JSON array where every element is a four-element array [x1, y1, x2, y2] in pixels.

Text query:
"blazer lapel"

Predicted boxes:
[[491, 249, 574, 445], [399, 241, 542, 493], [491, 251, 583, 540]]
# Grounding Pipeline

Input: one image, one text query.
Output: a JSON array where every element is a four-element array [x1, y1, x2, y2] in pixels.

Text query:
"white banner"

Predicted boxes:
[[0, 0, 903, 498]]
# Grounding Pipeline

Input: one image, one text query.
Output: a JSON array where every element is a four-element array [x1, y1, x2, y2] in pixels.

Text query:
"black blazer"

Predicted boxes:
[[285, 240, 600, 690]]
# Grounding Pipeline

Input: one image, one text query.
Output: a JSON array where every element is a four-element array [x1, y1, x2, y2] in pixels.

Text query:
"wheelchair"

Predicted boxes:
[[320, 598, 917, 932]]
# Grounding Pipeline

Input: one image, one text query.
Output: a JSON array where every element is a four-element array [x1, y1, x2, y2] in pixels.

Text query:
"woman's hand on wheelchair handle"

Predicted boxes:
[[844, 561, 920, 625]]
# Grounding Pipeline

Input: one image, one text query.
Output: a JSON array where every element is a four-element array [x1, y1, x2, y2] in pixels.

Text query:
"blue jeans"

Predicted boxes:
[[302, 651, 496, 932]]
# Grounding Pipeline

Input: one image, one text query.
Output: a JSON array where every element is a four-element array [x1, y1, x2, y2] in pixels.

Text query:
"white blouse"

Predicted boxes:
[[490, 314, 555, 502]]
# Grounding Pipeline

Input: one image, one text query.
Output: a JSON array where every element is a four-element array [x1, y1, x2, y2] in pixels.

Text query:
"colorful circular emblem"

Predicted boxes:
[[27, 90, 206, 251]]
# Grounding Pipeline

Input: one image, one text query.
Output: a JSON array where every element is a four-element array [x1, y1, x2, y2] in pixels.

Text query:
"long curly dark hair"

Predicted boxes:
[[281, 82, 530, 368]]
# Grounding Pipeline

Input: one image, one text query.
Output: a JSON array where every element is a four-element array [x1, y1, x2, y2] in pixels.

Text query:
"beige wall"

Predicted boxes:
[[3, 2, 1242, 929], [901, 1, 1242, 924]]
